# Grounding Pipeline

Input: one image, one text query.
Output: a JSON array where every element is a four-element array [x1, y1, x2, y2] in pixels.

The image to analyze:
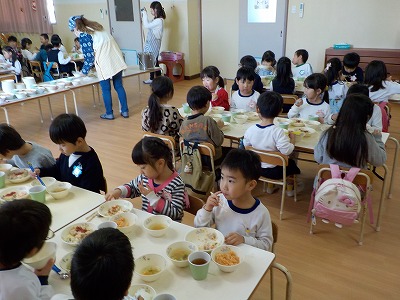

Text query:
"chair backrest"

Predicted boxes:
[[245, 146, 288, 167], [185, 195, 205, 215], [143, 132, 177, 168], [0, 74, 18, 82], [317, 164, 373, 186], [281, 94, 298, 106], [179, 140, 216, 158], [29, 60, 43, 82]]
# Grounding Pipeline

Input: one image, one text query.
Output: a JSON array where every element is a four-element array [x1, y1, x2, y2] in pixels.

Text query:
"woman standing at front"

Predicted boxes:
[[141, 1, 166, 84], [69, 15, 129, 120]]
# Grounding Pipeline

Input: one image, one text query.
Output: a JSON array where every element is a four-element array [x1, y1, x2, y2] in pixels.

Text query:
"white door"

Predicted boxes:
[[239, 0, 288, 62], [107, 0, 143, 66]]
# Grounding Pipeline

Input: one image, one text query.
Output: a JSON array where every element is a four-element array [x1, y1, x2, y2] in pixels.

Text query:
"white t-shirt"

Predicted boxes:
[[230, 90, 260, 112], [368, 80, 400, 103], [292, 63, 313, 79], [287, 98, 330, 123]]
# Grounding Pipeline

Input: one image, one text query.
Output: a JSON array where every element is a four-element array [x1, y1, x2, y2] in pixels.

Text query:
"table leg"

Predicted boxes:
[[63, 94, 69, 114], [47, 97, 54, 120], [37, 99, 44, 123], [376, 164, 388, 232], [97, 84, 101, 105], [387, 137, 399, 199], [91, 85, 97, 107], [69, 90, 79, 116], [1, 107, 10, 125]]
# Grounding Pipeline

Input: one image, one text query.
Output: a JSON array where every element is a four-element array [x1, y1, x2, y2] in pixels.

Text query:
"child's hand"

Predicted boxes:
[[34, 258, 54, 277], [29, 168, 40, 179], [331, 113, 338, 122], [225, 232, 244, 246], [288, 132, 296, 145], [217, 119, 224, 129], [138, 181, 151, 196], [295, 99, 303, 107], [211, 93, 218, 102], [204, 191, 221, 211], [104, 189, 122, 201]]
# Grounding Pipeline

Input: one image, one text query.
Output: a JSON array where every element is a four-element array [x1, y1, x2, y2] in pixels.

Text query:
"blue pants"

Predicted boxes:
[[99, 71, 128, 115]]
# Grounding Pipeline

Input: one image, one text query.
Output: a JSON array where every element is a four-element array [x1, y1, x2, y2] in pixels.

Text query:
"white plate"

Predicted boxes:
[[0, 186, 30, 202], [291, 118, 306, 127], [98, 200, 133, 217], [273, 117, 293, 126], [61, 222, 96, 246], [297, 127, 316, 137], [185, 227, 225, 252], [7, 169, 31, 183]]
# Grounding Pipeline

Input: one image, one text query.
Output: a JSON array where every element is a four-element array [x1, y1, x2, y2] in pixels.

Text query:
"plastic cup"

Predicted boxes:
[[0, 171, 5, 188], [308, 115, 319, 121], [182, 103, 191, 114], [154, 294, 176, 300], [29, 185, 46, 203], [278, 122, 289, 130], [221, 113, 231, 122], [188, 251, 211, 280], [97, 221, 117, 229]]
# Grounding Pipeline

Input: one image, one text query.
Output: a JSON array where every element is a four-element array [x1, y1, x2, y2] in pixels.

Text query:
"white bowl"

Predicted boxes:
[[46, 182, 72, 199], [0, 93, 15, 100], [71, 79, 81, 86], [166, 241, 198, 268], [185, 227, 225, 252], [23, 241, 57, 269], [7, 169, 30, 183], [59, 252, 73, 272], [61, 222, 96, 246], [291, 118, 306, 127], [97, 221, 117, 229], [56, 82, 66, 89], [72, 71, 83, 78], [0, 163, 13, 174], [35, 87, 46, 94], [143, 215, 172, 237], [210, 113, 222, 122], [31, 177, 56, 188], [230, 108, 246, 116], [304, 120, 321, 129], [0, 186, 30, 202], [246, 112, 259, 121], [128, 284, 157, 300], [288, 130, 305, 143], [15, 92, 27, 99], [134, 254, 167, 282], [211, 245, 243, 273], [98, 200, 133, 217], [109, 211, 138, 234], [24, 89, 37, 96], [43, 85, 58, 92], [233, 114, 249, 124], [211, 106, 225, 113], [298, 127, 316, 137]]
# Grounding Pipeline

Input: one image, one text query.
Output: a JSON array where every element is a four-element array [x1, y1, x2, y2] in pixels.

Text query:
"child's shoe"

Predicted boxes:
[[266, 183, 279, 194], [286, 181, 304, 197], [100, 113, 115, 120]]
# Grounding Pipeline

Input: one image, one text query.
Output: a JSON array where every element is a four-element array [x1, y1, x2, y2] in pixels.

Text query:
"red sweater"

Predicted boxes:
[[211, 86, 230, 110]]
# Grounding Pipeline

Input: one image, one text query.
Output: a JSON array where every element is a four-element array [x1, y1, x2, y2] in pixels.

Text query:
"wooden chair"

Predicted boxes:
[[185, 194, 205, 215], [245, 146, 297, 220], [270, 221, 293, 300], [143, 132, 178, 169], [21, 58, 32, 77], [29, 61, 43, 82], [0, 73, 18, 82], [279, 94, 298, 117], [310, 165, 373, 245], [45, 62, 68, 79]]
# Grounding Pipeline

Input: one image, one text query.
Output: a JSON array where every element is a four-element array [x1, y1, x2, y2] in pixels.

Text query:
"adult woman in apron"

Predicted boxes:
[[141, 1, 166, 84]]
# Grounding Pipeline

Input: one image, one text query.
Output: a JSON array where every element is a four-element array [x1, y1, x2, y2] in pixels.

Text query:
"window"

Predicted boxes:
[[46, 0, 56, 24]]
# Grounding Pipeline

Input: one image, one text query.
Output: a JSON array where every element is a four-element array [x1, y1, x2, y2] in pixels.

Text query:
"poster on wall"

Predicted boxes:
[[248, 0, 277, 23]]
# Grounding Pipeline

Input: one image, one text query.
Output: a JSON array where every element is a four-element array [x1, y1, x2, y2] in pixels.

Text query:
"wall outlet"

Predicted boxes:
[[299, 3, 304, 18]]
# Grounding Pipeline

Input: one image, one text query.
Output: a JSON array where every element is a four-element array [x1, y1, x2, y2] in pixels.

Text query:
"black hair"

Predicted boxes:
[[257, 91, 283, 119], [74, 37, 79, 43], [147, 76, 174, 132], [50, 35, 61, 47], [2, 46, 17, 65], [21, 38, 32, 50], [0, 200, 51, 267], [325, 57, 342, 87], [186, 85, 211, 110], [70, 228, 134, 300], [364, 60, 387, 92], [200, 66, 225, 88], [221, 149, 261, 182], [49, 113, 87, 144], [275, 56, 293, 87], [40, 33, 49, 40], [7, 36, 17, 43], [304, 73, 329, 102], [295, 49, 309, 63], [235, 67, 255, 82], [239, 55, 257, 70], [343, 52, 360, 69], [0, 123, 25, 156], [44, 44, 53, 52], [131, 136, 174, 170], [347, 84, 369, 97], [261, 50, 276, 67], [325, 94, 374, 167], [150, 1, 166, 19]]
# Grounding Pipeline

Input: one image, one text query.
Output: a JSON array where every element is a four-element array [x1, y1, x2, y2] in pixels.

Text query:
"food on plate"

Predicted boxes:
[[1, 190, 28, 201], [108, 204, 123, 216], [215, 250, 240, 266], [292, 119, 305, 127], [141, 266, 161, 276], [288, 129, 302, 135], [169, 248, 191, 261], [64, 224, 93, 244], [133, 289, 153, 300], [8, 169, 29, 180], [114, 216, 129, 228]]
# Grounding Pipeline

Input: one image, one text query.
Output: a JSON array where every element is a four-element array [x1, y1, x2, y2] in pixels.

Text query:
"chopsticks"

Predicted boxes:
[[85, 211, 98, 222], [27, 161, 46, 187]]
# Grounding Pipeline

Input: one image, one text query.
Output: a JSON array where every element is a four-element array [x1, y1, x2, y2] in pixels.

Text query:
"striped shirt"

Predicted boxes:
[[118, 172, 185, 221]]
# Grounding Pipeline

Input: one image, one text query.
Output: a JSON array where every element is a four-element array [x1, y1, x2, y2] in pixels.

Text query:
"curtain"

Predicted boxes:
[[0, 0, 52, 34]]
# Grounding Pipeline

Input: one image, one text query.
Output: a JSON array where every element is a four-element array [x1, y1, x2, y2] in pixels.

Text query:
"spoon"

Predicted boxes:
[[52, 265, 69, 280]]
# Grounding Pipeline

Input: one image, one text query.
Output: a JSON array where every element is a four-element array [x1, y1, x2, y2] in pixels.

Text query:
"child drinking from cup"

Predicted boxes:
[[200, 66, 230, 111]]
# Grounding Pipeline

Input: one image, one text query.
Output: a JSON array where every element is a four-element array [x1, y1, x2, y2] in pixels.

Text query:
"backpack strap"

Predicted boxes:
[[148, 171, 179, 193], [329, 164, 342, 178], [344, 167, 361, 182]]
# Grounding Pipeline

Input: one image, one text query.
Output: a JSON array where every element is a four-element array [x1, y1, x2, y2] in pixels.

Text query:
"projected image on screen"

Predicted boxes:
[[248, 0, 277, 23]]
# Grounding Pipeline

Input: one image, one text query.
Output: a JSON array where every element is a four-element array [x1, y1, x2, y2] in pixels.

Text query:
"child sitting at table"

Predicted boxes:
[[324, 57, 348, 124], [243, 91, 300, 196], [7, 35, 23, 62], [35, 114, 106, 194], [179, 86, 225, 161], [314, 93, 386, 168], [51, 228, 134, 300], [291, 49, 313, 79], [0, 199, 54, 299], [2, 46, 22, 82], [71, 37, 82, 54], [200, 66, 229, 111], [39, 33, 50, 50], [341, 52, 363, 83], [141, 76, 183, 145], [47, 35, 74, 76], [105, 137, 187, 222], [232, 55, 264, 94], [194, 149, 273, 251], [256, 50, 276, 76], [21, 38, 38, 61], [0, 123, 55, 169], [230, 67, 260, 112], [287, 73, 330, 123]]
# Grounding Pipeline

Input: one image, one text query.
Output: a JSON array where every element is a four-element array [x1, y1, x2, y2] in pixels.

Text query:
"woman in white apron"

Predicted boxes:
[[141, 1, 166, 84]]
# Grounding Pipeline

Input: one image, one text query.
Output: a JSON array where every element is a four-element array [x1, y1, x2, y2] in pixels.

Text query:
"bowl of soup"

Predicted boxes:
[[46, 181, 72, 199], [134, 254, 167, 282], [143, 215, 172, 237], [166, 241, 198, 268]]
